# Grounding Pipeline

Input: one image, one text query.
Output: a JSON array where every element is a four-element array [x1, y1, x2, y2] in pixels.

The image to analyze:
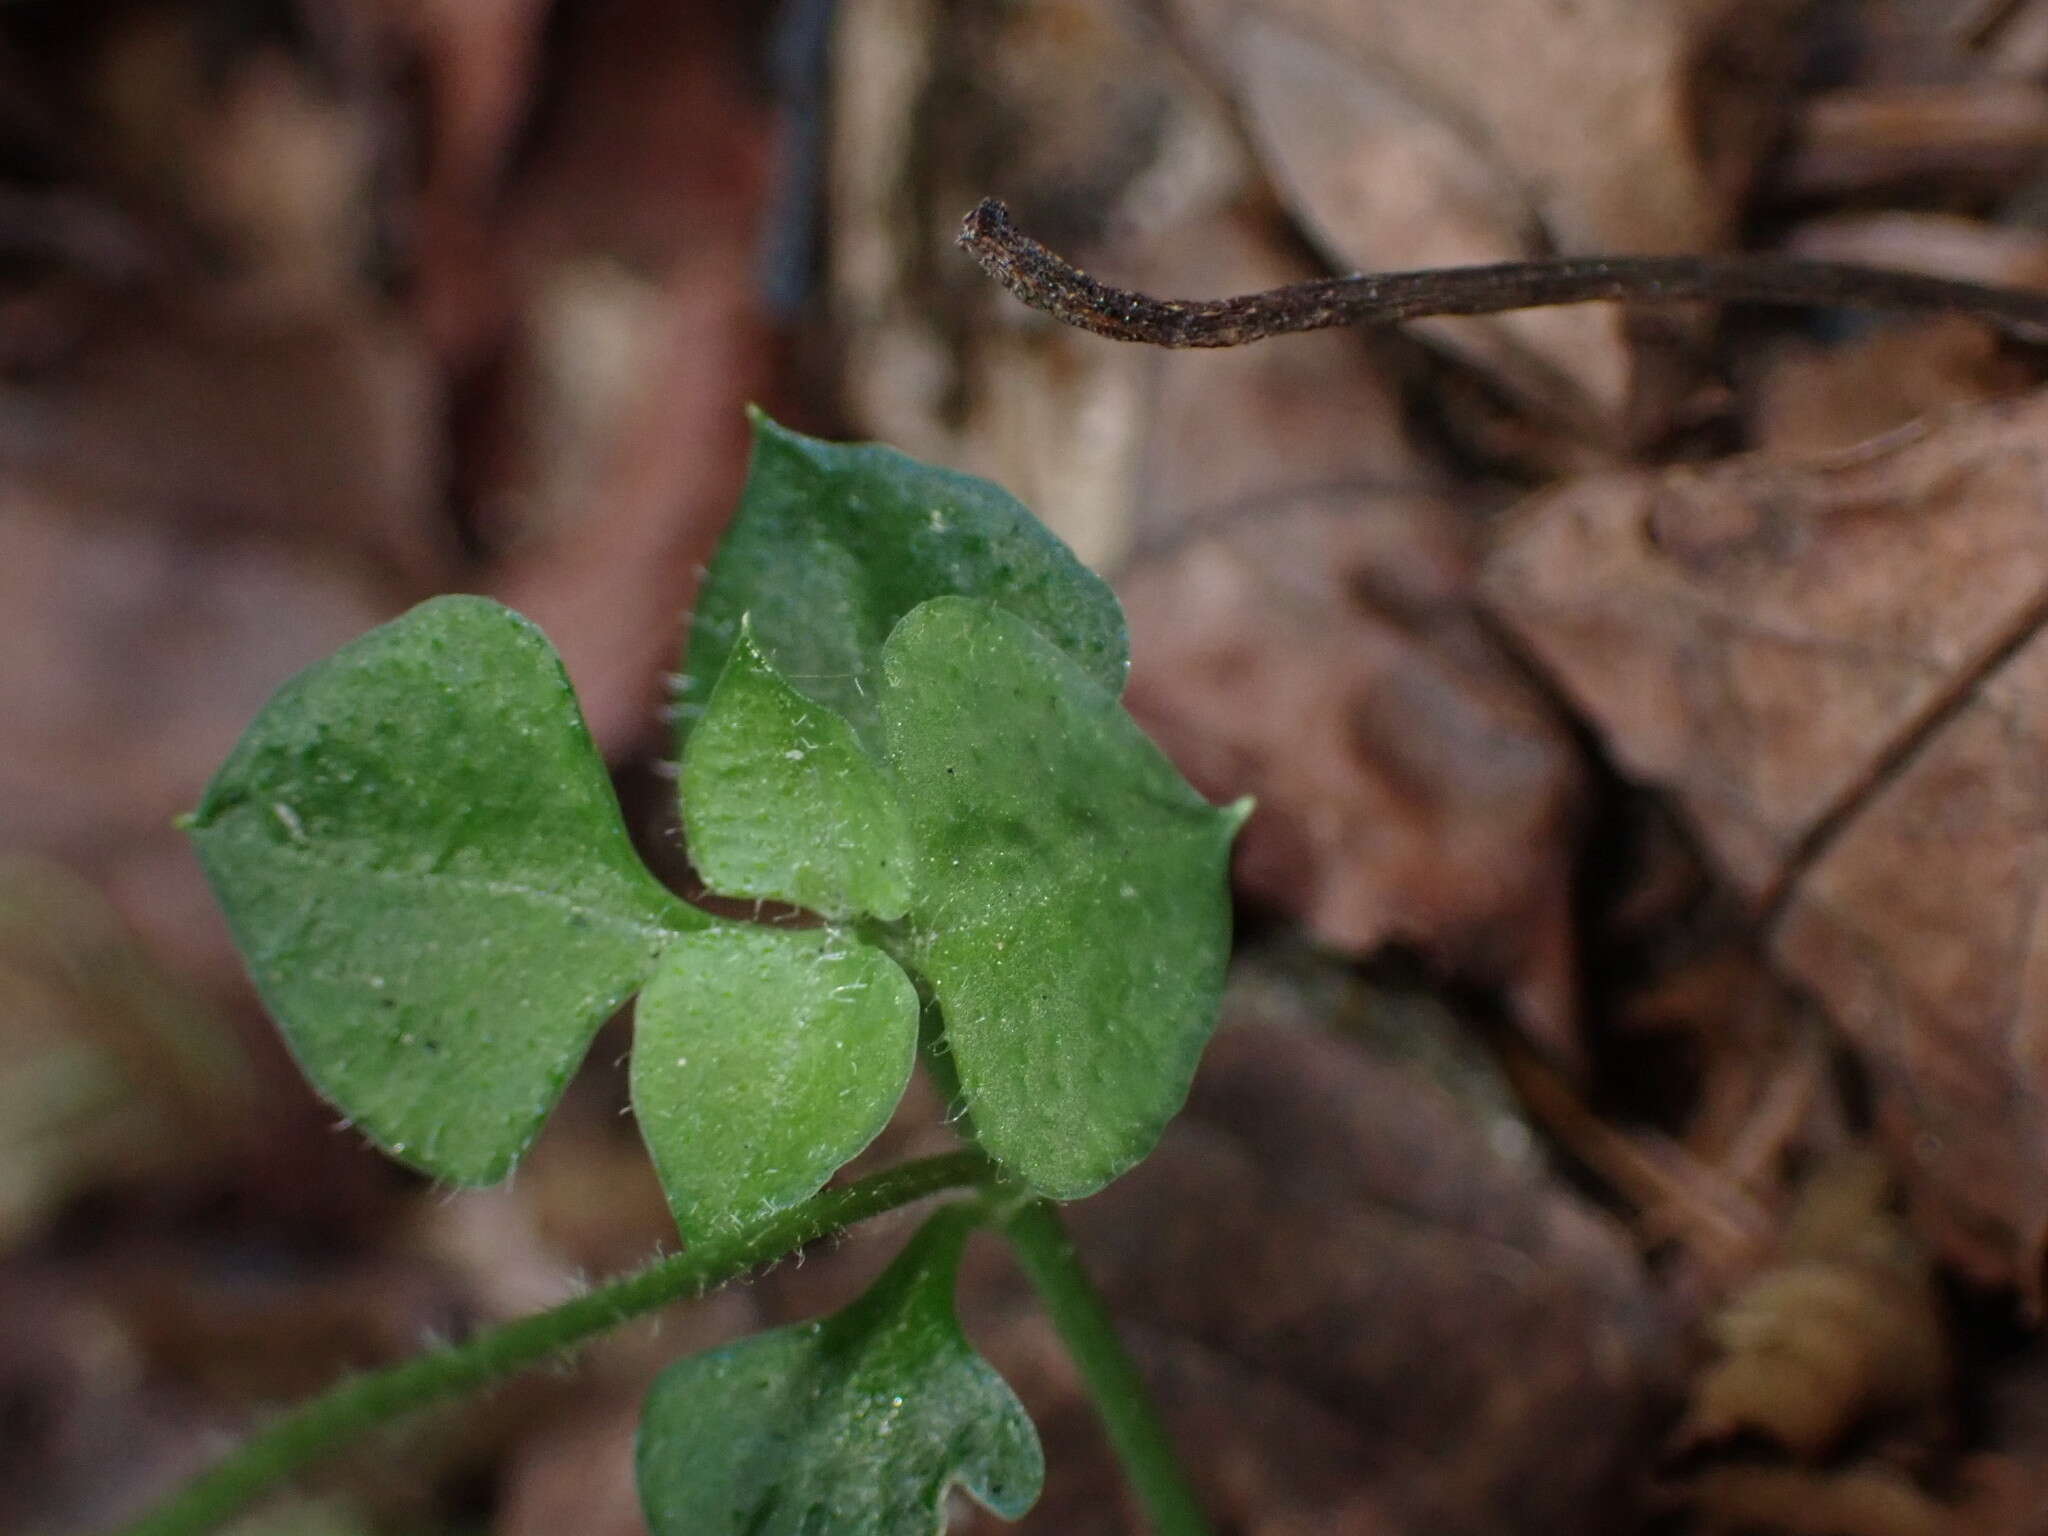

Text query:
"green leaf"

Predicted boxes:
[[679, 412, 1128, 753], [186, 596, 704, 1185], [637, 1204, 1042, 1535], [881, 598, 1244, 1199], [681, 623, 914, 920], [631, 925, 919, 1242]]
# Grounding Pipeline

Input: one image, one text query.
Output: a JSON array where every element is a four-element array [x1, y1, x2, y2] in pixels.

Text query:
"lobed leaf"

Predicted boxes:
[[681, 624, 914, 920], [631, 925, 919, 1242], [637, 1204, 1042, 1535], [186, 596, 703, 1185], [678, 412, 1128, 755], [880, 597, 1245, 1199]]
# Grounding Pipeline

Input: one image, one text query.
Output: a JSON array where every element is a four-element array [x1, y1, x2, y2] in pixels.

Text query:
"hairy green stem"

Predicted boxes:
[[111, 1150, 998, 1536], [1000, 1198, 1214, 1536]]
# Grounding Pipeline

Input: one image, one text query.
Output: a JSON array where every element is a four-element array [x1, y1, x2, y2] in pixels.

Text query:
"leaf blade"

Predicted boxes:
[[681, 624, 915, 920], [187, 595, 702, 1184], [881, 597, 1243, 1198], [631, 925, 919, 1242], [637, 1204, 1042, 1535], [679, 412, 1128, 754]]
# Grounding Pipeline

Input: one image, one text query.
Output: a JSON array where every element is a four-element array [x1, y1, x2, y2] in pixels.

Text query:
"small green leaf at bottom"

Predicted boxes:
[[636, 1204, 1042, 1535]]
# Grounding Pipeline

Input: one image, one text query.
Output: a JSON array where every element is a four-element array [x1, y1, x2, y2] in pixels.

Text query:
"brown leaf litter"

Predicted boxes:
[[1484, 390, 2048, 1297], [1161, 0, 1805, 444], [1121, 492, 1588, 1064]]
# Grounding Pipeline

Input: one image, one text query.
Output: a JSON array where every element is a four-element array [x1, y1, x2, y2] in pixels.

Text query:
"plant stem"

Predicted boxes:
[[112, 1150, 998, 1536], [999, 1198, 1214, 1536]]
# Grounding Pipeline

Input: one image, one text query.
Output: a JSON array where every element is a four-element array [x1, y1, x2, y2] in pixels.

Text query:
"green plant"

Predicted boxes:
[[123, 411, 1245, 1536]]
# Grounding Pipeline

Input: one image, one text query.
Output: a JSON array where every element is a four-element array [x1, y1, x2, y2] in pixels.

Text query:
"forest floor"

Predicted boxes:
[[9, 2, 2048, 1532]]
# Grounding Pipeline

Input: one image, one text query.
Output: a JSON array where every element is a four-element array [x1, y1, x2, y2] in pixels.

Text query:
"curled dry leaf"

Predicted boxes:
[[1482, 390, 2048, 1292], [1122, 490, 1588, 1061], [1675, 1151, 1948, 1460], [1163, 0, 1802, 439], [1215, 13, 1630, 436], [1168, 0, 1791, 252], [951, 956, 1673, 1534]]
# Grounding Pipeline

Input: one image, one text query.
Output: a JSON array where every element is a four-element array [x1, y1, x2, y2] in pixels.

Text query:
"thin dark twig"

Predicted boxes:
[[957, 197, 2048, 347]]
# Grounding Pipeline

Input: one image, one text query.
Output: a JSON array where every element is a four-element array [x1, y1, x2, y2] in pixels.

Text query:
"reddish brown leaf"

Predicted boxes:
[[1749, 315, 2032, 458], [1124, 491, 1588, 1060], [1165, 0, 1801, 439], [1483, 391, 2048, 1291], [1483, 396, 2048, 904]]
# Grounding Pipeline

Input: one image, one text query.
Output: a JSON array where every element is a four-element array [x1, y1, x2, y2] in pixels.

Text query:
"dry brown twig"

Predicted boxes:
[[958, 197, 2048, 346]]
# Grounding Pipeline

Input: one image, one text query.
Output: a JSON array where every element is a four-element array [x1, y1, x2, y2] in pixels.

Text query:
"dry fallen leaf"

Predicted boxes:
[[1747, 314, 2033, 458], [1164, 0, 1801, 446], [1772, 629, 2048, 1293], [1164, 0, 1797, 440], [1483, 390, 2048, 1292], [1675, 1150, 1948, 1460], [1484, 394, 2048, 905], [1122, 490, 1588, 1061]]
